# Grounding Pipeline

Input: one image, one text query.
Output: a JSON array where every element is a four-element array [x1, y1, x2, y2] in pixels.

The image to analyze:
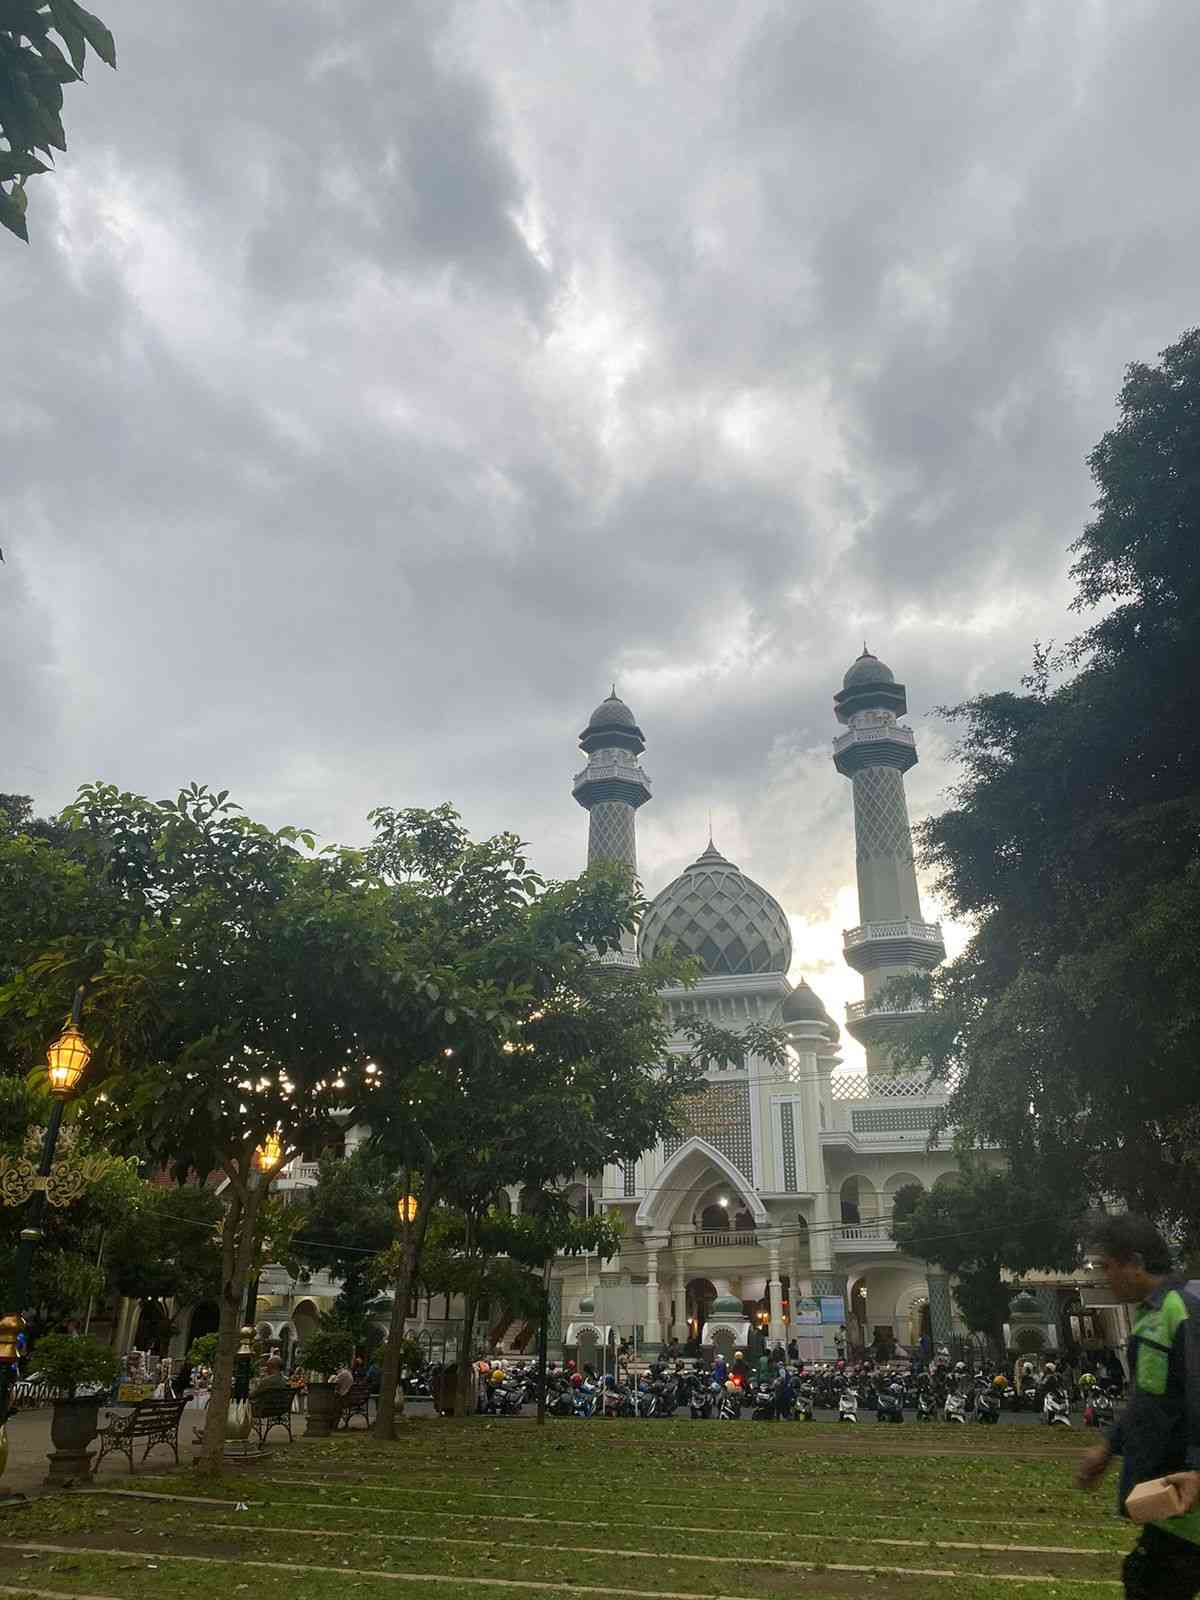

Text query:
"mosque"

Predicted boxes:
[[145, 649, 1114, 1372], [559, 648, 963, 1366]]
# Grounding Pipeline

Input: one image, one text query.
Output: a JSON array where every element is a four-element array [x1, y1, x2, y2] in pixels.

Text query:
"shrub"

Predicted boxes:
[[298, 1327, 354, 1380], [33, 1334, 120, 1399], [187, 1333, 219, 1367]]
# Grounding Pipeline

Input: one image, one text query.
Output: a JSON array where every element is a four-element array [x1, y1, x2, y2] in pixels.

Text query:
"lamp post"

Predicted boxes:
[[0, 988, 91, 1427]]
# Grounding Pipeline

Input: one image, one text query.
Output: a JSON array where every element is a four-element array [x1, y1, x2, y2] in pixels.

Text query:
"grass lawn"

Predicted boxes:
[[0, 1418, 1132, 1599]]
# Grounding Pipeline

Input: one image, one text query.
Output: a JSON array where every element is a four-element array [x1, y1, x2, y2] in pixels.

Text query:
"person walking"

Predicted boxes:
[[1076, 1214, 1200, 1598]]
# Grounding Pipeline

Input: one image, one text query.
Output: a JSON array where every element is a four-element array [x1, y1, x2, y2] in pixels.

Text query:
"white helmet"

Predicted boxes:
[[1044, 1362, 1057, 1374]]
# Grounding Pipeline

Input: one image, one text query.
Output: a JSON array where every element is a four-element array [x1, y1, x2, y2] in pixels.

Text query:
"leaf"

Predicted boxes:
[[62, 0, 117, 68], [0, 154, 50, 180], [47, 0, 88, 73], [0, 186, 30, 243]]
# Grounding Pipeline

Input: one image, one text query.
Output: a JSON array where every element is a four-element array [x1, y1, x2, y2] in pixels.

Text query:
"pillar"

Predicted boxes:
[[767, 1237, 785, 1346], [672, 1266, 686, 1341], [643, 1240, 663, 1352], [927, 1273, 953, 1351]]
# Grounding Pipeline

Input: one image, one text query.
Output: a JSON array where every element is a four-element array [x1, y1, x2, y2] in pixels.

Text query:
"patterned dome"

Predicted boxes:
[[586, 691, 636, 731], [843, 648, 895, 688], [639, 842, 792, 976]]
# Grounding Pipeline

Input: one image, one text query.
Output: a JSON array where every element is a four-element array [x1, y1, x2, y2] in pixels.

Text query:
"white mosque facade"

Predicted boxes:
[[558, 650, 964, 1365]]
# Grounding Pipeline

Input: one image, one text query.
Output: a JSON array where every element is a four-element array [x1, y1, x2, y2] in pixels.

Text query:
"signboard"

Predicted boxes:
[[795, 1296, 821, 1325], [819, 1296, 846, 1325], [117, 1382, 155, 1403], [591, 1287, 644, 1327]]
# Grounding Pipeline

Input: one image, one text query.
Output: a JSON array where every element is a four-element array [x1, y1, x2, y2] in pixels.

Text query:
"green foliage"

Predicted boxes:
[[187, 1333, 218, 1368], [888, 329, 1200, 1245], [891, 1164, 1081, 1351], [104, 1182, 222, 1321], [0, 1, 116, 241], [31, 1331, 119, 1397], [298, 1326, 354, 1380]]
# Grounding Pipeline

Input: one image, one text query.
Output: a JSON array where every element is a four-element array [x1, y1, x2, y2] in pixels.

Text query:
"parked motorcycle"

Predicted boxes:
[[943, 1386, 967, 1424], [875, 1383, 904, 1424], [837, 1385, 859, 1423], [793, 1381, 816, 1422], [1084, 1386, 1115, 1430], [975, 1384, 1001, 1425], [1043, 1386, 1072, 1427]]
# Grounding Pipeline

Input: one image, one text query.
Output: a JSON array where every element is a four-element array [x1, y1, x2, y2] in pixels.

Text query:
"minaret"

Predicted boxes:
[[573, 690, 652, 965], [833, 649, 944, 1076]]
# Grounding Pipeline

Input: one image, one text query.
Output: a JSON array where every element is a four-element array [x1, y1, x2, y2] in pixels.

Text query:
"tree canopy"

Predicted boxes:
[[891, 1166, 1080, 1354], [889, 329, 1200, 1245], [0, 1, 116, 242]]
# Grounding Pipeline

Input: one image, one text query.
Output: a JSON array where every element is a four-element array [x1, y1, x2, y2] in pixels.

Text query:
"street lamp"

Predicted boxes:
[[0, 987, 90, 1431], [397, 1194, 418, 1224], [255, 1132, 284, 1174]]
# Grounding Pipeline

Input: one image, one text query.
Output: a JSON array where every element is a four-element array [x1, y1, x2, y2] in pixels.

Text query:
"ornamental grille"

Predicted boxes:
[[779, 1102, 798, 1192], [851, 1107, 937, 1132], [661, 1081, 753, 1181], [623, 1160, 637, 1197], [851, 767, 914, 862], [830, 1073, 944, 1100], [639, 851, 791, 975], [588, 801, 638, 871]]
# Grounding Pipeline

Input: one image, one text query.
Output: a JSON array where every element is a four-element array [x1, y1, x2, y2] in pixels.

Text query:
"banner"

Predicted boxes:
[[795, 1296, 821, 1325], [819, 1296, 846, 1325]]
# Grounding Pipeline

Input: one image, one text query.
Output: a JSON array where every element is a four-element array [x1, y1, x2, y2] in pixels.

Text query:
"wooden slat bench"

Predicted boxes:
[[251, 1386, 294, 1444], [338, 1380, 372, 1428], [94, 1397, 188, 1472]]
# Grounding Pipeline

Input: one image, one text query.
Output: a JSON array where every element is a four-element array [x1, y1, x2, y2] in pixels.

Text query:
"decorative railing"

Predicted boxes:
[[829, 1072, 946, 1101], [843, 920, 942, 946], [834, 1225, 893, 1245], [280, 1161, 321, 1183], [679, 1230, 759, 1249], [845, 1000, 927, 1023], [832, 725, 915, 756]]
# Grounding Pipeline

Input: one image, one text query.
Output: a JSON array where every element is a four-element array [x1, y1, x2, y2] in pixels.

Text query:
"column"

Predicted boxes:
[[927, 1273, 953, 1352], [644, 1240, 663, 1351], [672, 1266, 686, 1341], [767, 1237, 785, 1346]]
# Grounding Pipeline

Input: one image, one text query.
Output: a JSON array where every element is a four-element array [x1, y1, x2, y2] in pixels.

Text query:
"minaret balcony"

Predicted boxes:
[[572, 757, 652, 809], [845, 998, 927, 1047], [843, 919, 944, 973], [832, 724, 916, 776]]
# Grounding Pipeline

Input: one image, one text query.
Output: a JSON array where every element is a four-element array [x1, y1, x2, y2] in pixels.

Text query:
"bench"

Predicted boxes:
[[338, 1380, 372, 1428], [95, 1398, 188, 1473], [251, 1386, 294, 1445]]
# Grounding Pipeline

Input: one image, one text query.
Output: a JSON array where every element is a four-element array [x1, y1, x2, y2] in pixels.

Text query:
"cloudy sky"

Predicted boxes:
[[5, 0, 1199, 1066]]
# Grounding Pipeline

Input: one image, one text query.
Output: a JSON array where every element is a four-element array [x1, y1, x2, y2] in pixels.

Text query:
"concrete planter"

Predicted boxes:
[[46, 1397, 101, 1486]]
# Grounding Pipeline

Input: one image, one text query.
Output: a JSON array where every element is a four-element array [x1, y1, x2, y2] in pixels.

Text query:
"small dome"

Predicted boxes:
[[586, 691, 636, 730], [781, 979, 839, 1041], [708, 1294, 745, 1317], [639, 841, 792, 975], [577, 1295, 595, 1317], [843, 648, 895, 689], [1009, 1289, 1039, 1316]]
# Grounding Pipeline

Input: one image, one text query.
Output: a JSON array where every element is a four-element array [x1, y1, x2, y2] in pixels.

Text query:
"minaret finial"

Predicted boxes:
[[707, 809, 714, 847], [861, 639, 869, 657], [610, 681, 617, 699]]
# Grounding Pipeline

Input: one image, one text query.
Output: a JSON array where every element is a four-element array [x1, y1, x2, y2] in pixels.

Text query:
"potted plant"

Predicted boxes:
[[186, 1333, 219, 1370], [298, 1327, 354, 1438], [33, 1333, 120, 1486]]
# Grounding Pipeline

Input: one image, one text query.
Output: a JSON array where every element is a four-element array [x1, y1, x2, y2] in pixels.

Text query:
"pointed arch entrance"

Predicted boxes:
[[635, 1138, 766, 1233]]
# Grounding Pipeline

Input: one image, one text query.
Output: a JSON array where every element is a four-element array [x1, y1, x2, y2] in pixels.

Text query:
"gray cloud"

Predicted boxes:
[[5, 0, 1199, 1061]]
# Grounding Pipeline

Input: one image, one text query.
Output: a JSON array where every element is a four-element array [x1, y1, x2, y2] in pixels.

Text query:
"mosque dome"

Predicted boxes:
[[586, 692, 636, 730], [781, 978, 839, 1041], [842, 649, 895, 689], [638, 841, 792, 976], [708, 1294, 745, 1317], [577, 1295, 595, 1317], [579, 690, 645, 755]]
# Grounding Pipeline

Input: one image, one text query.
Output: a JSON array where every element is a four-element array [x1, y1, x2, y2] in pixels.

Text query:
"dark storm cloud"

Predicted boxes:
[[4, 0, 1199, 1055]]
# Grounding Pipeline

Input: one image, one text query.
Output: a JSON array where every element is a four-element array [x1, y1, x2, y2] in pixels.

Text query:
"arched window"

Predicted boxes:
[[700, 1203, 730, 1232]]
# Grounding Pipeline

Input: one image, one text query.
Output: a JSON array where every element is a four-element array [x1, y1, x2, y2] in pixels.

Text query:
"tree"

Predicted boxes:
[[104, 1182, 222, 1344], [347, 805, 786, 1439], [1, 2, 116, 242], [888, 330, 1200, 1246], [0, 783, 405, 1470], [890, 1166, 1081, 1357]]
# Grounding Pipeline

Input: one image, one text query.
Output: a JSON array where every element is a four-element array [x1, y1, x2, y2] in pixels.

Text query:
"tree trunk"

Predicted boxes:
[[535, 1255, 552, 1427], [198, 1162, 266, 1473], [372, 1190, 434, 1440], [455, 1288, 480, 1417]]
